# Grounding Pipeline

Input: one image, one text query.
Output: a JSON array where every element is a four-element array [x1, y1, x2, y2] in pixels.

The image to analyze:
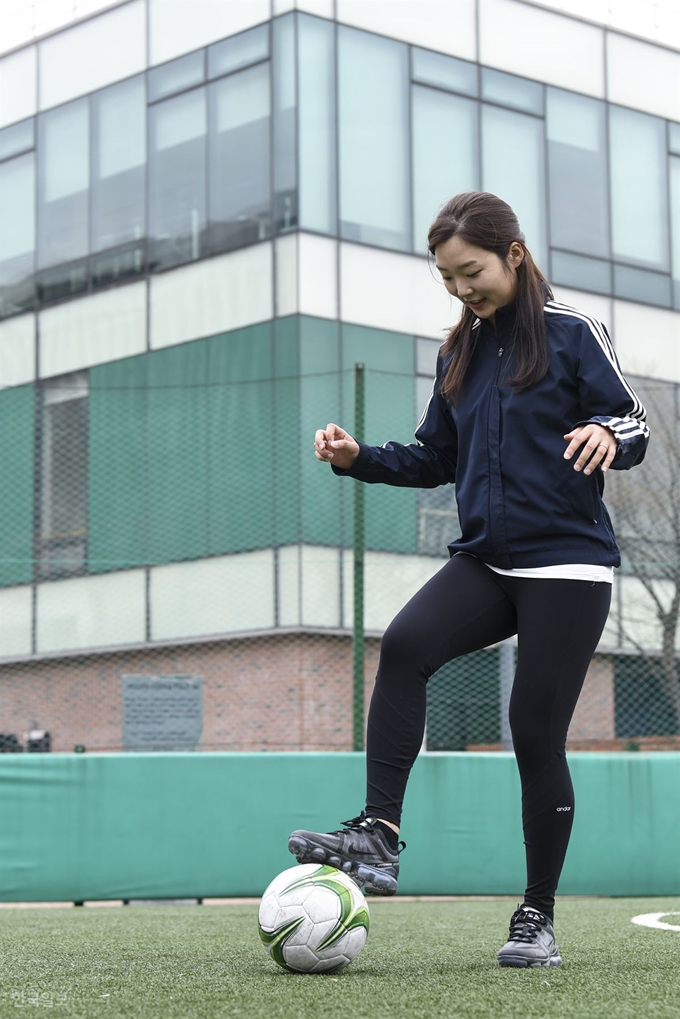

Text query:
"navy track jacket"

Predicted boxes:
[[333, 297, 649, 569]]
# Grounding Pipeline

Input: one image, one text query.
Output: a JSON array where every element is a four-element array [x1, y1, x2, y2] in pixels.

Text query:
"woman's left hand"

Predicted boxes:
[[563, 423, 617, 474]]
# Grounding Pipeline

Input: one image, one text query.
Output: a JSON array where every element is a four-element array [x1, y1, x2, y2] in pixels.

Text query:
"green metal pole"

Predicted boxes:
[[353, 363, 366, 752]]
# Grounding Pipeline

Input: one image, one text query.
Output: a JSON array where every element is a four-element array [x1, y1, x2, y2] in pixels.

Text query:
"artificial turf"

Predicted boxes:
[[0, 897, 678, 1019]]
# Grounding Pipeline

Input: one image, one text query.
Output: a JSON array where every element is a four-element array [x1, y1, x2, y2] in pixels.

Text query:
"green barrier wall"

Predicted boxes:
[[0, 753, 678, 902]]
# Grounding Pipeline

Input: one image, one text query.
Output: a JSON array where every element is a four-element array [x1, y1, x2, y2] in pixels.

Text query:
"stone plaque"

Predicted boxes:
[[123, 675, 203, 751]]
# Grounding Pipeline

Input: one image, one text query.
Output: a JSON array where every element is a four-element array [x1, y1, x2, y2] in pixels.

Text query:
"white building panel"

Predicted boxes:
[[598, 574, 620, 650], [278, 545, 301, 627], [343, 550, 444, 634], [37, 570, 146, 653], [0, 585, 32, 659], [530, 0, 610, 21], [0, 313, 35, 389], [149, 0, 270, 66], [276, 545, 344, 630], [299, 234, 338, 320], [551, 287, 613, 329], [275, 234, 298, 318], [0, 45, 37, 128], [0, 0, 130, 57], [38, 1, 146, 111], [612, 300, 680, 383], [340, 242, 460, 340], [151, 551, 275, 639], [609, 0, 678, 46], [479, 0, 605, 98], [39, 281, 146, 378], [273, 0, 334, 15], [619, 576, 676, 652], [279, 545, 343, 630], [301, 545, 341, 628], [606, 33, 680, 123], [337, 0, 477, 62], [656, 3, 680, 53], [150, 244, 273, 350]]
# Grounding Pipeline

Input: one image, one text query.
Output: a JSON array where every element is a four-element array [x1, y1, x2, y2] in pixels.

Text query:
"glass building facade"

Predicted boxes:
[[2, 11, 680, 321], [0, 0, 679, 752]]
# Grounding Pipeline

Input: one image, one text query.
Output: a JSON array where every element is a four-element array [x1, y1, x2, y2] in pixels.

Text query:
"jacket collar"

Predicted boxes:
[[474, 297, 517, 337], [471, 279, 551, 334]]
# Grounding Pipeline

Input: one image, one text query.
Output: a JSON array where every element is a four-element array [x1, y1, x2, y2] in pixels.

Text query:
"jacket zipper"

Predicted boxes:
[[488, 344, 510, 567], [495, 346, 504, 383]]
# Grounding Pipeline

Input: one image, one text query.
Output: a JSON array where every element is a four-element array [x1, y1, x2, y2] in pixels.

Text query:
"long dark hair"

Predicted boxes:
[[428, 192, 553, 403]]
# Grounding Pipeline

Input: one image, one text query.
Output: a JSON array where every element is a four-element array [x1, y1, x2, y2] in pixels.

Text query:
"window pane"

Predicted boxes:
[[671, 156, 680, 307], [0, 118, 34, 160], [208, 63, 271, 252], [339, 26, 410, 251], [273, 15, 297, 233], [670, 122, 680, 156], [547, 88, 609, 258], [149, 88, 207, 271], [148, 51, 205, 103], [298, 13, 337, 235], [416, 374, 435, 421], [37, 98, 89, 270], [481, 68, 543, 115], [416, 337, 440, 376], [613, 264, 672, 307], [551, 250, 611, 294], [0, 153, 35, 317], [208, 24, 269, 79], [412, 86, 478, 253], [39, 372, 89, 582], [610, 105, 669, 270], [91, 76, 146, 286], [411, 48, 478, 97], [0, 386, 34, 589], [482, 104, 547, 270], [418, 485, 461, 558]]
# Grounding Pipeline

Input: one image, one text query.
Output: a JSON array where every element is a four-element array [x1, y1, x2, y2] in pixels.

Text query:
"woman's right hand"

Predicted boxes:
[[314, 423, 360, 470]]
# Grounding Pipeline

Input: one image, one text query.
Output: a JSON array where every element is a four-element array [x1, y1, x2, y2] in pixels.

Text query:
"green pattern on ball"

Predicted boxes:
[[279, 865, 370, 952], [258, 915, 305, 970]]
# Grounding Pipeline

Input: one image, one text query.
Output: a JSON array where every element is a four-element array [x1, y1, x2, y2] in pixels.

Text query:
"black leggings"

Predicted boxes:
[[365, 552, 611, 919]]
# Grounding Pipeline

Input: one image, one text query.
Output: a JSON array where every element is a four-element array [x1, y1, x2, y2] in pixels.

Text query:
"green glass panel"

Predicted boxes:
[[300, 316, 341, 547], [274, 317, 300, 547], [341, 324, 417, 554], [614, 654, 678, 739], [0, 385, 34, 587], [427, 649, 501, 750], [205, 324, 274, 554], [88, 356, 147, 574], [147, 341, 210, 564]]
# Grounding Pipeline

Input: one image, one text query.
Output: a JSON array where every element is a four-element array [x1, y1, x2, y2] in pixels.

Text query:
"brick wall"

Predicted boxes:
[[0, 638, 675, 753], [0, 634, 380, 753], [568, 655, 616, 743]]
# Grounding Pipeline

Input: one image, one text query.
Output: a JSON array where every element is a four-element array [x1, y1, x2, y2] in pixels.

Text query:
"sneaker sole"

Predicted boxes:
[[498, 954, 563, 968], [287, 834, 398, 896]]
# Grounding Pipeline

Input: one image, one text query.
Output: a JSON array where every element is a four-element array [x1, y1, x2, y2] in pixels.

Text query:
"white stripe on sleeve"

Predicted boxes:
[[545, 301, 646, 422]]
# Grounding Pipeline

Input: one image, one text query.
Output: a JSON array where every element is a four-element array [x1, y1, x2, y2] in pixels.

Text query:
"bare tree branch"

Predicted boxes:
[[612, 379, 680, 732]]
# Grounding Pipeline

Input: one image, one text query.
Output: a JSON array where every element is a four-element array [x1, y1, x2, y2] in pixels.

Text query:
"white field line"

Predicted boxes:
[[631, 912, 680, 931]]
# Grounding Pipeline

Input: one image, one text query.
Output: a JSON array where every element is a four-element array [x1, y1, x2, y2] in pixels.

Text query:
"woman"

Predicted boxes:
[[287, 192, 649, 968]]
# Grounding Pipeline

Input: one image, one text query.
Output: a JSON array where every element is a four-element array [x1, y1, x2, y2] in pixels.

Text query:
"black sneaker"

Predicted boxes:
[[497, 905, 563, 968], [287, 811, 405, 896]]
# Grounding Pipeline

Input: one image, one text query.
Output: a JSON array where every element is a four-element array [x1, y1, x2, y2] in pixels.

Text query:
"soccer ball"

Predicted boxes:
[[258, 864, 369, 973]]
